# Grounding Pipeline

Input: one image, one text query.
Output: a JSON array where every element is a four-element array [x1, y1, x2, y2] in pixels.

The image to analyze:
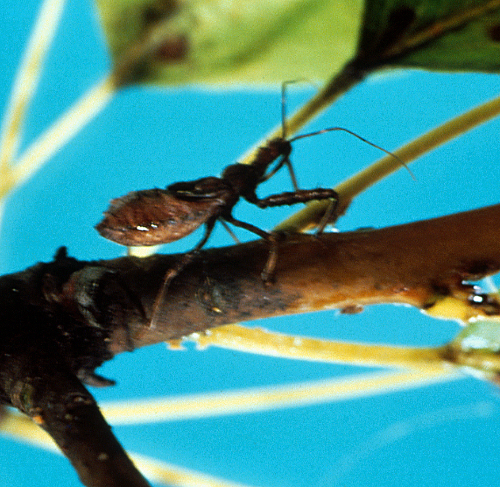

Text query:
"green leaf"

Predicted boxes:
[[357, 0, 500, 72], [94, 0, 363, 85], [94, 0, 500, 88]]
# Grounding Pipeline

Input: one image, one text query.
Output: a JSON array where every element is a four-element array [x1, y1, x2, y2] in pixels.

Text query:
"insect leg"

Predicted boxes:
[[260, 232, 281, 283], [222, 214, 270, 239], [150, 218, 217, 328], [252, 188, 338, 209], [316, 197, 340, 233], [222, 214, 280, 283], [219, 219, 240, 243], [260, 156, 299, 191], [251, 188, 339, 234], [282, 157, 299, 191]]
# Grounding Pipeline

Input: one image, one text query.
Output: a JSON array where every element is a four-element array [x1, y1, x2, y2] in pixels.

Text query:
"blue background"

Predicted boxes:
[[1, 1, 500, 486]]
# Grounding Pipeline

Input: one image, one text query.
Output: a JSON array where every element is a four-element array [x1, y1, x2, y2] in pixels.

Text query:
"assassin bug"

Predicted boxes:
[[96, 83, 404, 324]]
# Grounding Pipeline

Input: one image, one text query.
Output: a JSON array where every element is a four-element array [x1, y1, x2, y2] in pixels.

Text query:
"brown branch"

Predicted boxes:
[[121, 202, 500, 348], [1, 204, 500, 485], [0, 273, 150, 487]]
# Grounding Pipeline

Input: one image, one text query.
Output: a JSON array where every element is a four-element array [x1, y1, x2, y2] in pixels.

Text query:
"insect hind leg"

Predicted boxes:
[[150, 218, 217, 328]]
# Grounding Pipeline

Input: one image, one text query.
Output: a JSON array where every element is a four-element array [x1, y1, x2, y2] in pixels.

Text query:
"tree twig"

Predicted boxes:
[[1, 204, 500, 485]]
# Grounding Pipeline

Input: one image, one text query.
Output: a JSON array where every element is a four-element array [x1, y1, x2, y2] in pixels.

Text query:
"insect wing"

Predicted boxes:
[[96, 188, 222, 246]]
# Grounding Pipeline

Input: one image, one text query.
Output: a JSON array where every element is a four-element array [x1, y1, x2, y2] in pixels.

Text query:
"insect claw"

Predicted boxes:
[[261, 271, 275, 286], [316, 197, 339, 234], [260, 231, 284, 285]]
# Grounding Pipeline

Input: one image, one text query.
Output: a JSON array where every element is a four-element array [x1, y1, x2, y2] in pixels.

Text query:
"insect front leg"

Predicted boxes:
[[251, 188, 338, 209], [259, 155, 299, 191], [250, 188, 339, 233]]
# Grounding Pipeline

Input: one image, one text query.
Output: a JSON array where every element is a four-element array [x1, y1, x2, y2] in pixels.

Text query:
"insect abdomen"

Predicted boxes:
[[96, 188, 220, 246]]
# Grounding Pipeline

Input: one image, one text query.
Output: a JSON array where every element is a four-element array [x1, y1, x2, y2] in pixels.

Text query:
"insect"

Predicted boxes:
[[95, 137, 339, 257], [96, 84, 404, 324]]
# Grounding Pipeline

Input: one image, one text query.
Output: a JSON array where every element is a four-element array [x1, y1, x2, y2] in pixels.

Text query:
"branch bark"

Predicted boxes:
[[0, 269, 149, 486], [1, 203, 500, 485]]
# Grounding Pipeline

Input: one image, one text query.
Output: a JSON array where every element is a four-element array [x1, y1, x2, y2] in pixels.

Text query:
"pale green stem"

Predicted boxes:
[[275, 90, 500, 232], [0, 2, 188, 199], [6, 76, 116, 195], [0, 0, 67, 169]]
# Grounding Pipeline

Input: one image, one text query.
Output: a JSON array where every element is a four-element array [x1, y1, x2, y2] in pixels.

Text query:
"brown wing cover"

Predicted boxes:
[[96, 188, 222, 246]]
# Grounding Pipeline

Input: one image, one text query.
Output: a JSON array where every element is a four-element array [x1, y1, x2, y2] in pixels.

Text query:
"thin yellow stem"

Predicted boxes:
[[131, 453, 258, 487], [0, 410, 255, 487], [337, 91, 500, 200], [98, 369, 459, 425], [3, 76, 116, 197], [0, 0, 67, 169], [189, 325, 449, 370], [275, 90, 500, 232]]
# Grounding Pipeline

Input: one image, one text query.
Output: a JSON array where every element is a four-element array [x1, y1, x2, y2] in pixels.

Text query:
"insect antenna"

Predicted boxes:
[[277, 81, 300, 190], [281, 81, 288, 140], [280, 78, 317, 138], [290, 127, 416, 180]]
